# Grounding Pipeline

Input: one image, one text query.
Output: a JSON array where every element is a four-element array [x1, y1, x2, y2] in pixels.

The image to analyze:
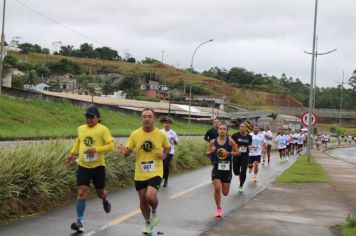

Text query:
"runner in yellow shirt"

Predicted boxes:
[[119, 108, 170, 235], [65, 106, 114, 233]]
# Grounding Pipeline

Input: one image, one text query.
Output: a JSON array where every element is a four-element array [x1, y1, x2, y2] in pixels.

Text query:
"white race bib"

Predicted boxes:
[[83, 153, 98, 162], [141, 161, 155, 173], [218, 161, 230, 171], [239, 146, 247, 153]]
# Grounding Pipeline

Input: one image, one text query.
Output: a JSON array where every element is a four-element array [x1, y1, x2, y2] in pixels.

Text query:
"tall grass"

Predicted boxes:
[[0, 139, 208, 222]]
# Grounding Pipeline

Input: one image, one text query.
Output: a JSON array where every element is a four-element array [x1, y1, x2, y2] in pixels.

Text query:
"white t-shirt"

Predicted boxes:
[[162, 128, 178, 154], [297, 134, 304, 145], [292, 133, 299, 144], [262, 130, 273, 146], [348, 136, 353, 141], [249, 133, 266, 156], [275, 135, 287, 149]]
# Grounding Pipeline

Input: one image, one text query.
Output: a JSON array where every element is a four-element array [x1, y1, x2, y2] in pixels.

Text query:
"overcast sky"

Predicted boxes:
[[4, 0, 356, 87]]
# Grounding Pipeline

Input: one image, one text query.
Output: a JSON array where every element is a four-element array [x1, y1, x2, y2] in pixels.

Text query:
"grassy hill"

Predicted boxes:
[[8, 51, 302, 110], [0, 95, 212, 139]]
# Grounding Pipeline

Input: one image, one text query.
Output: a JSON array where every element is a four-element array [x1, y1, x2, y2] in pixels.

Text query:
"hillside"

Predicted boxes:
[[7, 51, 302, 110]]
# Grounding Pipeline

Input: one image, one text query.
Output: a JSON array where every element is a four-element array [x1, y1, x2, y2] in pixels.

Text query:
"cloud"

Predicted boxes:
[[5, 0, 356, 87]]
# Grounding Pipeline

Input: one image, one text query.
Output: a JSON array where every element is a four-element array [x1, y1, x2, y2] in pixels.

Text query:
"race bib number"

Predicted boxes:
[[253, 146, 258, 152], [141, 161, 155, 173], [83, 153, 98, 162], [218, 161, 230, 171], [239, 146, 247, 153]]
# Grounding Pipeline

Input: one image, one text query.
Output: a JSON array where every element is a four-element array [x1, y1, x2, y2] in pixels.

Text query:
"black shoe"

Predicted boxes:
[[71, 220, 84, 233], [103, 199, 111, 213], [163, 180, 168, 187]]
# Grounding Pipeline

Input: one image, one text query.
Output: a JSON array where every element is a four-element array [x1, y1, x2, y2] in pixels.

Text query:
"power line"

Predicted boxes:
[[14, 0, 105, 46]]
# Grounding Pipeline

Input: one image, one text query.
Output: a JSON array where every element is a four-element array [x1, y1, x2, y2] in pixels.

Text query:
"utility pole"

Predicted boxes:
[[306, 0, 318, 162], [335, 71, 345, 128], [0, 0, 6, 96], [161, 50, 165, 64]]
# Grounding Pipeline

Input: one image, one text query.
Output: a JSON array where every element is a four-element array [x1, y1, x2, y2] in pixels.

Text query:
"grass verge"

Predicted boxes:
[[343, 214, 356, 236], [275, 155, 331, 183], [0, 139, 209, 223], [0, 95, 211, 139]]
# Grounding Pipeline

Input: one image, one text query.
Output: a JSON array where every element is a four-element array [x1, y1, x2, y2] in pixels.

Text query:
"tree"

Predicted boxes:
[[126, 57, 136, 63], [36, 64, 50, 77], [95, 47, 121, 60], [59, 45, 75, 56], [349, 70, 356, 92], [101, 80, 114, 96], [141, 57, 158, 64]]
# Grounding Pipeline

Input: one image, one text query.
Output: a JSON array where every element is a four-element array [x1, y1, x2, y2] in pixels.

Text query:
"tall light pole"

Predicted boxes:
[[188, 39, 213, 124], [0, 0, 7, 96], [304, 36, 337, 110], [161, 50, 165, 63], [248, 77, 262, 93], [336, 71, 345, 128], [306, 0, 318, 161]]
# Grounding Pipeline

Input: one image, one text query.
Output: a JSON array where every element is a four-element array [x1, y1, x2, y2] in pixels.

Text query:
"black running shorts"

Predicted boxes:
[[248, 155, 261, 164], [211, 165, 232, 183], [135, 176, 162, 191], [77, 165, 106, 189]]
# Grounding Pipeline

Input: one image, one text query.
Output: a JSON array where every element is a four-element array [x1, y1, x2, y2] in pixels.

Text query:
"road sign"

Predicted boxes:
[[301, 112, 318, 127]]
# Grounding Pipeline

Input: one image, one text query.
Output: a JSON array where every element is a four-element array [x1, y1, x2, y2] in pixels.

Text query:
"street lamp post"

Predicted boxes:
[[0, 0, 7, 96], [336, 71, 345, 128], [188, 39, 213, 124], [248, 77, 262, 93], [306, 0, 318, 162], [304, 36, 337, 110]]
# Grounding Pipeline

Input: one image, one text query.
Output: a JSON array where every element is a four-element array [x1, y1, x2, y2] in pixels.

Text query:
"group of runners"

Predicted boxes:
[[65, 107, 306, 234], [66, 107, 178, 234]]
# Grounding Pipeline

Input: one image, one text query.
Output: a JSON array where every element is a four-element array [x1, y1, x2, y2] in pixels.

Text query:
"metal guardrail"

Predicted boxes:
[[276, 107, 356, 119]]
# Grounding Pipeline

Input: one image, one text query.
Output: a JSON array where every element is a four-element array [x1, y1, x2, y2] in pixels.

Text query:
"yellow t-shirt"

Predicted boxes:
[[126, 127, 170, 181], [70, 123, 113, 168]]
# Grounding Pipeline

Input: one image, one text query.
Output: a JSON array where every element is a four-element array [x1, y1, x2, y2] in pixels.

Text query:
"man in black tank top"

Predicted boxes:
[[231, 122, 252, 193], [206, 121, 240, 217]]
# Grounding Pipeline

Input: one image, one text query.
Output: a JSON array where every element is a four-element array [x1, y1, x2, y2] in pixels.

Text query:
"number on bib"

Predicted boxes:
[[218, 161, 230, 171], [83, 153, 98, 162], [141, 161, 155, 173], [239, 146, 247, 153]]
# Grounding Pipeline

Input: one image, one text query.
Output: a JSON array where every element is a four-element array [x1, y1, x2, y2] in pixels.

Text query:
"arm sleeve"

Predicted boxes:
[[96, 127, 114, 153], [126, 132, 135, 150], [70, 138, 80, 155]]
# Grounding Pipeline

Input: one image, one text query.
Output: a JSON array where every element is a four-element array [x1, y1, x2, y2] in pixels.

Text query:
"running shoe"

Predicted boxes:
[[150, 214, 159, 230], [238, 186, 244, 193], [163, 179, 168, 187], [252, 176, 257, 182], [142, 222, 152, 235], [286, 157, 289, 161], [215, 208, 222, 217], [103, 199, 111, 213], [71, 220, 84, 233], [262, 161, 265, 166]]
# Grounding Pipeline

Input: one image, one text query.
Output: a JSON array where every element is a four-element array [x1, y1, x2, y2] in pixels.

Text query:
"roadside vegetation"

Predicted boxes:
[[275, 155, 331, 183], [343, 214, 356, 236], [0, 138, 209, 223], [0, 95, 211, 139]]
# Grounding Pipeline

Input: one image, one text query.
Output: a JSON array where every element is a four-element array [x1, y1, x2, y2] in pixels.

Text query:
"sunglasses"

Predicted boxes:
[[85, 114, 95, 119]]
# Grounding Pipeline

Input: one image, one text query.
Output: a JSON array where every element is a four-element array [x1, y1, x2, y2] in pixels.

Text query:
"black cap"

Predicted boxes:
[[85, 106, 100, 117]]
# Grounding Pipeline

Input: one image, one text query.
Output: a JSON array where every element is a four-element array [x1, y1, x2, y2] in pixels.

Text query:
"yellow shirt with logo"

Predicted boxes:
[[70, 123, 114, 168], [126, 127, 170, 181]]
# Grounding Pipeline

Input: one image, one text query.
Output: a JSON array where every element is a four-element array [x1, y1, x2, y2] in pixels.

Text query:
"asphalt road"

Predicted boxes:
[[328, 146, 356, 164], [0, 152, 295, 236]]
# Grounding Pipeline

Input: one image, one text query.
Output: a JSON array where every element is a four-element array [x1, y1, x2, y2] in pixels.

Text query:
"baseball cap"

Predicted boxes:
[[85, 106, 100, 117]]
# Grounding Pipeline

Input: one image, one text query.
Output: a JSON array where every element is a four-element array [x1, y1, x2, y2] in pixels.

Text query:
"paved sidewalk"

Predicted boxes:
[[202, 148, 356, 236]]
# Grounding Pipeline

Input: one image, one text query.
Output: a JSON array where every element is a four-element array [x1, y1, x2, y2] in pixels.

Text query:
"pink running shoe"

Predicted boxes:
[[215, 208, 222, 217]]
